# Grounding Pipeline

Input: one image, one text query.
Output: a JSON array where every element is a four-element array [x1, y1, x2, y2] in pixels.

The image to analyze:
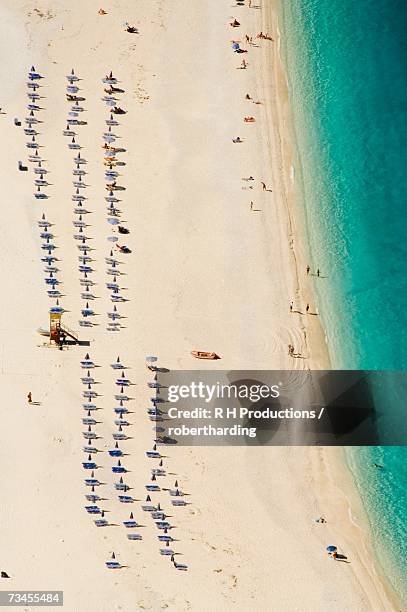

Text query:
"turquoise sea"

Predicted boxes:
[[276, 0, 407, 603]]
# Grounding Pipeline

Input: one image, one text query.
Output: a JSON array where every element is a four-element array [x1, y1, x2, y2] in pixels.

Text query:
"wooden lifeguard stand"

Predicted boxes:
[[50, 310, 62, 345], [49, 311, 79, 346]]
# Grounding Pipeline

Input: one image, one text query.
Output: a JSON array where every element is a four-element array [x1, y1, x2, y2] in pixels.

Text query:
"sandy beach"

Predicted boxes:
[[0, 1, 400, 610]]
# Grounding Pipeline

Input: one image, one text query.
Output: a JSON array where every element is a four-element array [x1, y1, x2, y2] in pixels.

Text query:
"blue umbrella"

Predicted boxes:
[[232, 43, 240, 50], [326, 545, 337, 552]]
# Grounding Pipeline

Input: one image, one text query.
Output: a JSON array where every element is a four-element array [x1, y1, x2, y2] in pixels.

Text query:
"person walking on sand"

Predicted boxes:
[[27, 391, 32, 404], [289, 300, 293, 312], [306, 303, 310, 313], [288, 344, 294, 356], [245, 93, 252, 100], [317, 268, 320, 277], [261, 181, 266, 191], [250, 201, 254, 211], [306, 264, 310, 275]]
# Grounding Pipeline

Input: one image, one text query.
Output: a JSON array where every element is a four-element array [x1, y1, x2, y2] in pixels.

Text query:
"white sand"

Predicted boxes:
[[0, 1, 399, 610]]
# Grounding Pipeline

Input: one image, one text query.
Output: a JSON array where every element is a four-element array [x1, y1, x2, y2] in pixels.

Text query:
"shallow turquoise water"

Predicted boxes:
[[276, 0, 407, 603]]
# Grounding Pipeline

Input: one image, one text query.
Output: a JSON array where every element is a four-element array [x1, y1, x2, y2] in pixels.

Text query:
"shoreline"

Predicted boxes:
[[265, 1, 402, 609]]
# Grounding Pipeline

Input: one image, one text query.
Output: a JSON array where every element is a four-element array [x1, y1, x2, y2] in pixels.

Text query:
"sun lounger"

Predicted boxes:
[[49, 306, 64, 314], [95, 519, 109, 527], [123, 521, 139, 528], [80, 360, 94, 368], [118, 495, 134, 503], [171, 499, 187, 507], [81, 309, 94, 317], [83, 390, 97, 399], [127, 534, 142, 540], [112, 433, 127, 441], [160, 549, 174, 555], [169, 489, 183, 497], [116, 379, 130, 387], [82, 418, 97, 425], [85, 505, 101, 514], [146, 451, 161, 458], [106, 562, 121, 569], [114, 419, 130, 426], [112, 466, 127, 473], [83, 446, 98, 454], [174, 563, 188, 571], [108, 450, 123, 457], [85, 494, 101, 502], [84, 479, 101, 486], [114, 483, 129, 491], [83, 432, 97, 440], [146, 485, 160, 492]]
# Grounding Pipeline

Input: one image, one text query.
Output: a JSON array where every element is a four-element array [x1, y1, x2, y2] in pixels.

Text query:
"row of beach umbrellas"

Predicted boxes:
[[63, 69, 96, 328], [102, 72, 130, 333], [25, 67, 66, 322], [143, 356, 189, 570]]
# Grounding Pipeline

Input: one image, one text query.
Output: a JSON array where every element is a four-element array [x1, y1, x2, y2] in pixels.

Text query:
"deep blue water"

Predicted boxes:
[[277, 0, 407, 602]]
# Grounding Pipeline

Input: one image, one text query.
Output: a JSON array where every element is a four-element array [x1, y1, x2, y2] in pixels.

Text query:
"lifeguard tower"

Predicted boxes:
[[49, 308, 79, 347], [49, 310, 62, 345]]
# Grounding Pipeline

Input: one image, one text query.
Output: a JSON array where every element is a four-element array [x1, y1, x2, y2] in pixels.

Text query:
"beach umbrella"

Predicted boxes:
[[326, 546, 337, 552], [232, 43, 240, 50], [146, 356, 157, 363]]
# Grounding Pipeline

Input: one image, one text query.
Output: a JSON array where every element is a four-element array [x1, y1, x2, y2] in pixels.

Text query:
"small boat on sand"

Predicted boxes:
[[190, 351, 220, 360]]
